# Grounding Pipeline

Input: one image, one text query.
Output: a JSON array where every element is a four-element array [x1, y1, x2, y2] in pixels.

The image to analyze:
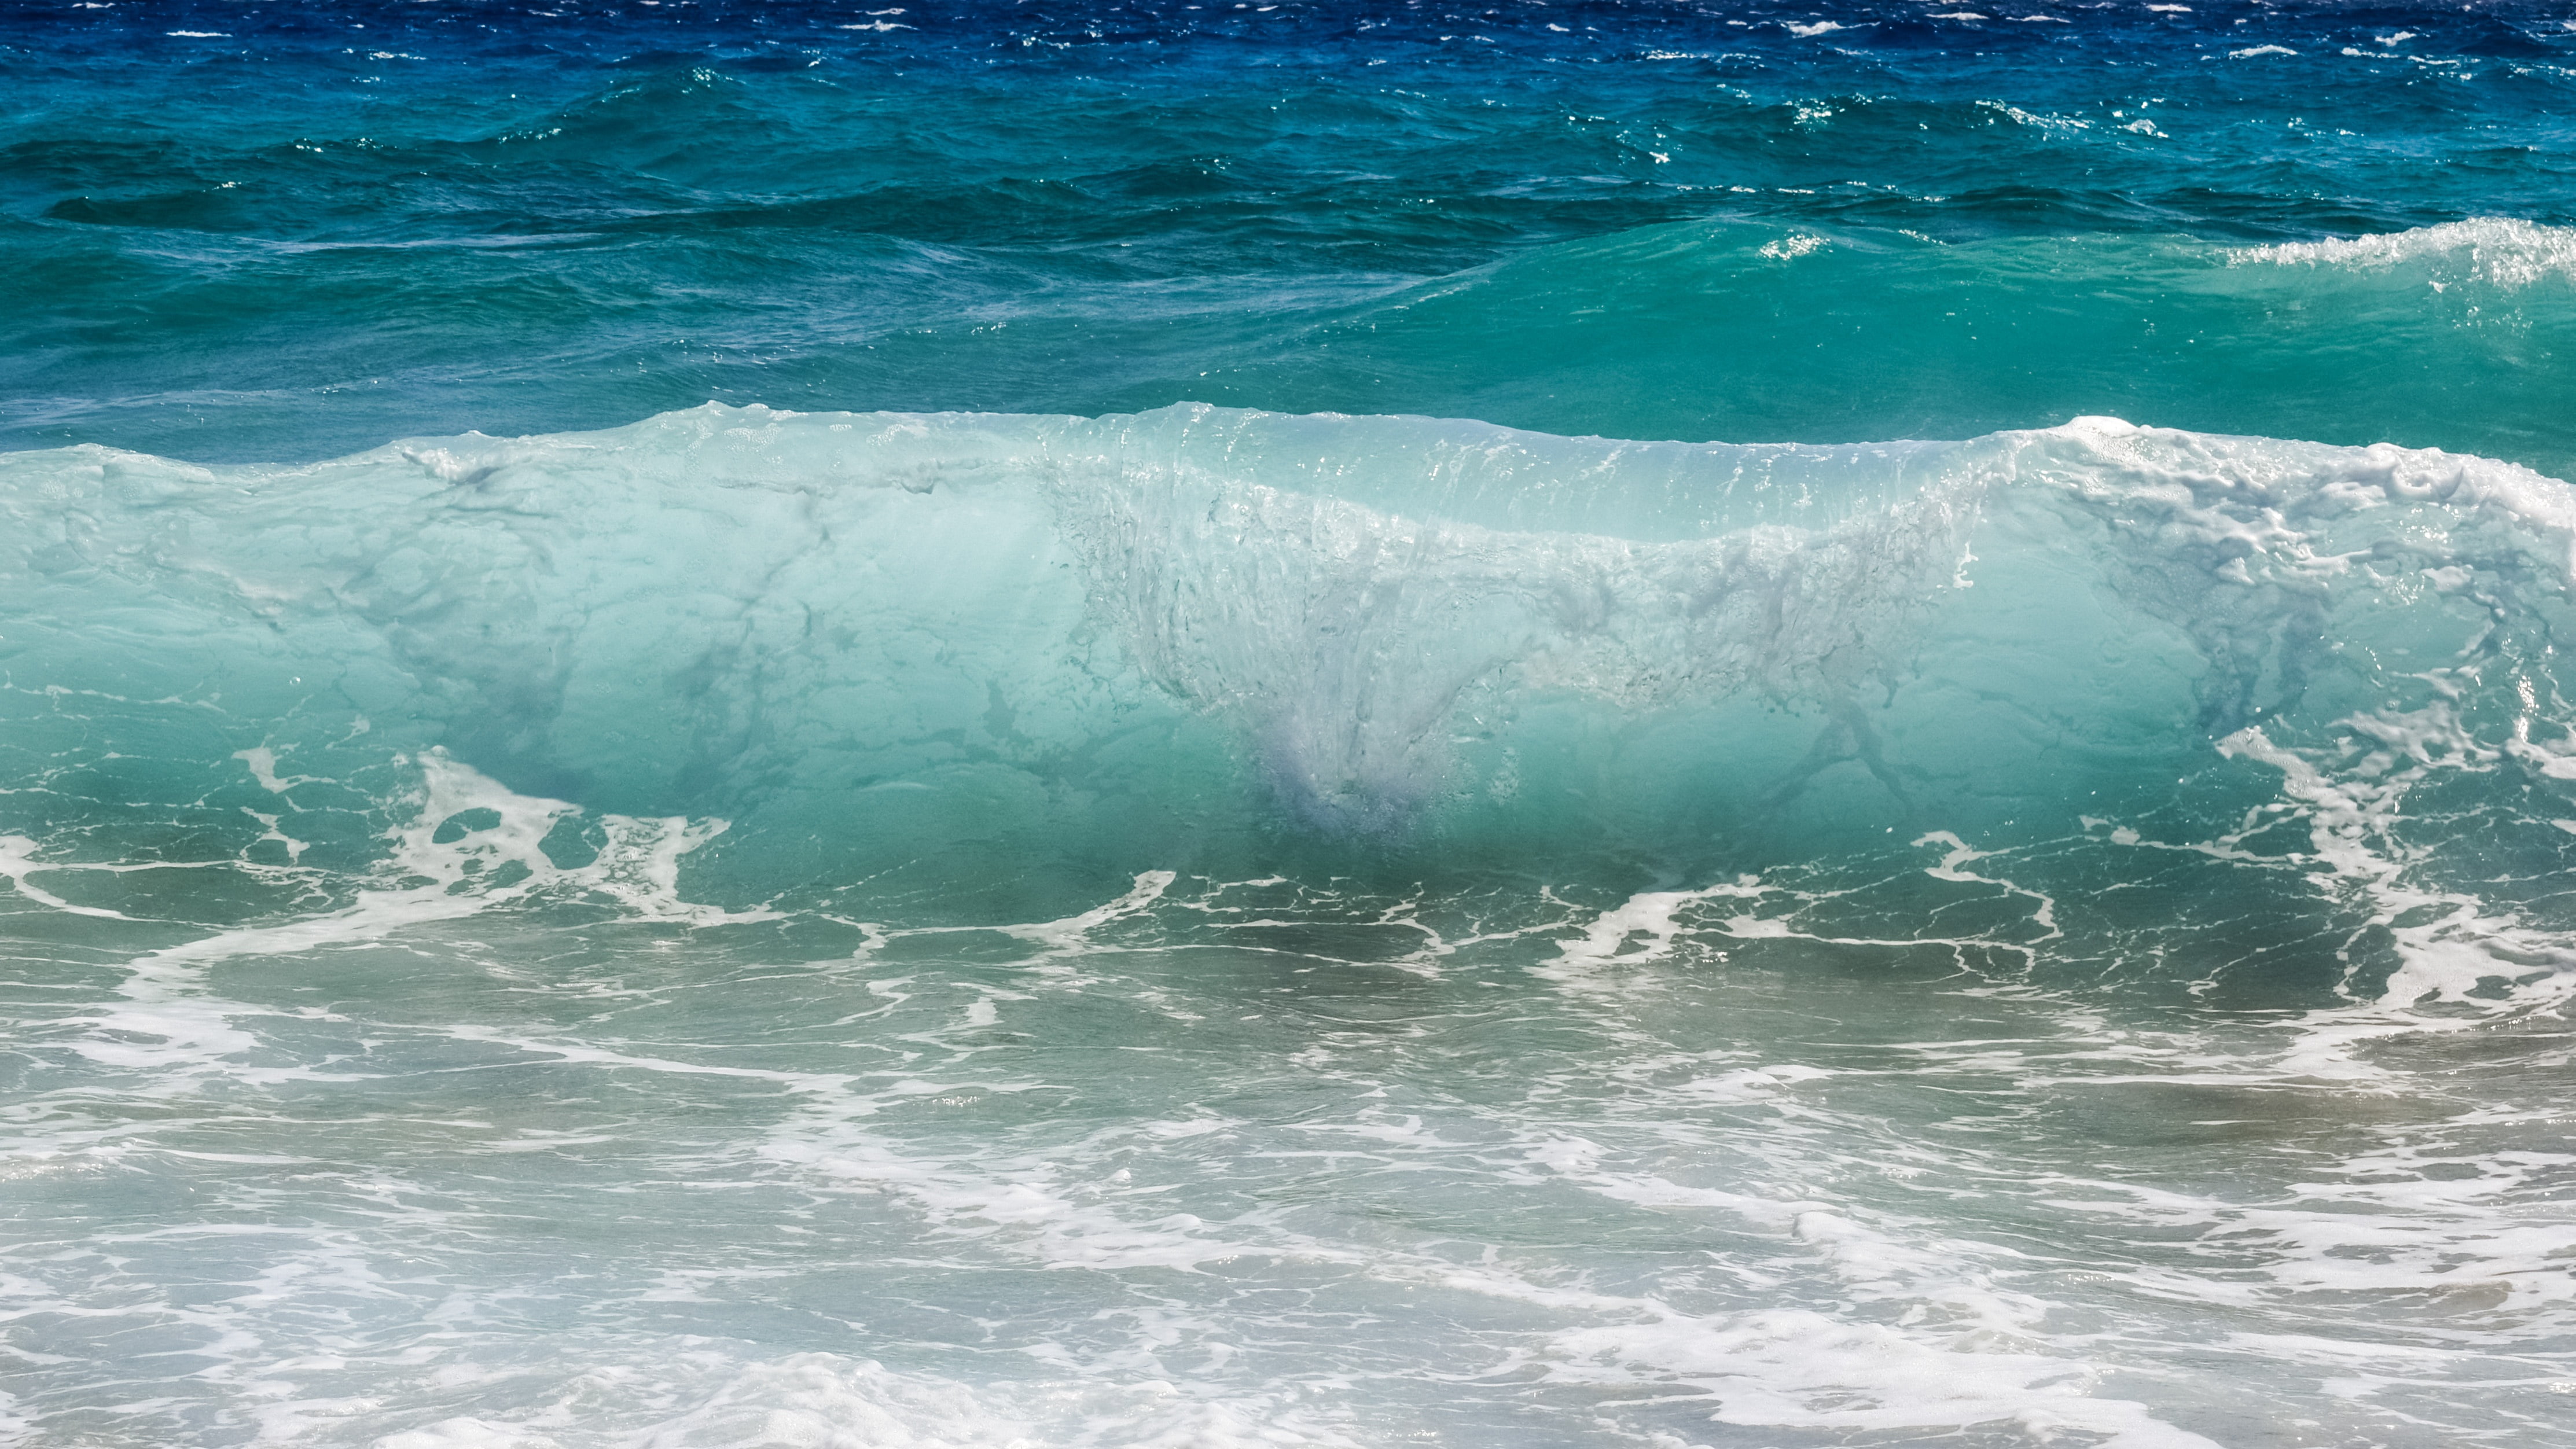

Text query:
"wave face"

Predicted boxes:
[[10, 403, 2576, 936]]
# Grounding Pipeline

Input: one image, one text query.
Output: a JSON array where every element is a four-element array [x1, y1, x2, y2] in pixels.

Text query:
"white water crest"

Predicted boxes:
[[2232, 216, 2576, 288]]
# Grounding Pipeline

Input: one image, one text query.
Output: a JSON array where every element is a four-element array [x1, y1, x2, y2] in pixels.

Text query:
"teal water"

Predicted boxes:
[[7, 5, 2576, 1447]]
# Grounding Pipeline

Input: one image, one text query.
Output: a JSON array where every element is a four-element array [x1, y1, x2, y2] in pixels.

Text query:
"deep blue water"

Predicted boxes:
[[10, 2, 2576, 465], [7, 5, 2576, 1448]]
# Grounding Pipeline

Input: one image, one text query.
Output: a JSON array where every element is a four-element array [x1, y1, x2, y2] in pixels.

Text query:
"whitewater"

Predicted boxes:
[[8, 399, 2576, 1445], [10, 2, 2576, 1446]]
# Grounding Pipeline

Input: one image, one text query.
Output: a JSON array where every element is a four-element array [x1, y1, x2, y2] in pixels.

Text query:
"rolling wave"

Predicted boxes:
[[9, 403, 2576, 929]]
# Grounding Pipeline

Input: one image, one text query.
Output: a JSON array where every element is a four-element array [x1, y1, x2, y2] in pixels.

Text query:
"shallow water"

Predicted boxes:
[[6, 4, 2576, 1447]]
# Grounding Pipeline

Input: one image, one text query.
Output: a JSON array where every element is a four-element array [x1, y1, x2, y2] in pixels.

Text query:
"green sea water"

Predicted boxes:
[[6, 4, 2576, 1447]]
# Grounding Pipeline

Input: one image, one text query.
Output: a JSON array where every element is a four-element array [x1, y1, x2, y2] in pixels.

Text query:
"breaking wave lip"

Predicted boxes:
[[2230, 215, 2576, 286]]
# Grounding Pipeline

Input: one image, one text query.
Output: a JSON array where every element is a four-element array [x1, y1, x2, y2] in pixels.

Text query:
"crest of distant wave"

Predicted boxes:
[[2233, 216, 2576, 288]]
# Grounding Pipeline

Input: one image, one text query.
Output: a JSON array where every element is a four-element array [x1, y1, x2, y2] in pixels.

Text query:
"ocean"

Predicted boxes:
[[5, 2, 2575, 1446]]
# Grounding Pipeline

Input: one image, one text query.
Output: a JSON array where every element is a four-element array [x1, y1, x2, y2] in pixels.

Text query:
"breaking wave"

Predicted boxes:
[[9, 402, 2576, 965], [2233, 216, 2576, 288]]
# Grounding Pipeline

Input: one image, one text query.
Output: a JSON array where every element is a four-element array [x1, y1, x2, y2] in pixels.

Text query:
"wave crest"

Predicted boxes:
[[2232, 216, 2576, 287]]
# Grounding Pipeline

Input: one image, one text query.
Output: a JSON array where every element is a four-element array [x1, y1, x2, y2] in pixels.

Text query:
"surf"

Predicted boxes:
[[9, 403, 2576, 1005]]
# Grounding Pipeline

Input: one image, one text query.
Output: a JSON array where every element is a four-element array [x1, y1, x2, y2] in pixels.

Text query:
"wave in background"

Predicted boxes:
[[13, 0, 2576, 473]]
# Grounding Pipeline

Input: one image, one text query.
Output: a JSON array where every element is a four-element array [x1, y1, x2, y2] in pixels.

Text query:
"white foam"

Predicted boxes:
[[1979, 99, 2093, 133], [1916, 830, 2061, 942], [1003, 869, 1175, 950], [2057, 704, 2576, 1081], [233, 745, 322, 794], [5, 749, 771, 1088], [2235, 218, 2576, 288], [1545, 1308, 2221, 1448], [0, 833, 152, 919], [1535, 877, 1765, 984], [374, 1417, 561, 1449], [618, 1352, 1361, 1449]]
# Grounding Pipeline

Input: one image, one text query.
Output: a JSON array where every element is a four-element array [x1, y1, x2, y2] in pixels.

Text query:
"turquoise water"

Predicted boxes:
[[7, 5, 2576, 1447]]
